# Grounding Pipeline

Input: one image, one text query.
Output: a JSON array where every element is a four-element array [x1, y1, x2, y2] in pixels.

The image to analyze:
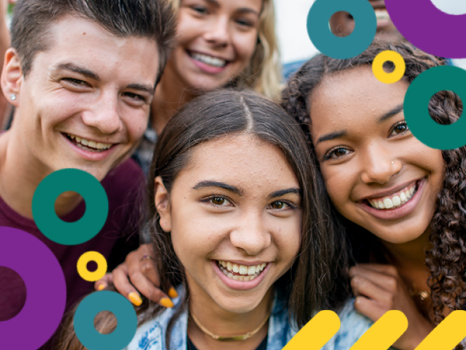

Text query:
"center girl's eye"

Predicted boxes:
[[324, 147, 351, 161], [390, 121, 409, 137], [211, 197, 227, 206], [269, 201, 288, 210]]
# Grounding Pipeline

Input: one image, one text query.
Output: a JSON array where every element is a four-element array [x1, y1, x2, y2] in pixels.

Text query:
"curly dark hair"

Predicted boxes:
[[281, 40, 466, 327]]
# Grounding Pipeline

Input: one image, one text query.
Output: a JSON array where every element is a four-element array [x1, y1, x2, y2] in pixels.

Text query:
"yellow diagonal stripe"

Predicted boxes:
[[283, 310, 340, 350], [415, 311, 466, 350], [349, 310, 408, 350]]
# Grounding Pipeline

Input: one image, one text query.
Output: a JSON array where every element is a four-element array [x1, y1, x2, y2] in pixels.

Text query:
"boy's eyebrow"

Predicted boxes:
[[193, 181, 243, 196], [378, 104, 404, 123], [268, 188, 301, 200], [54, 63, 100, 81], [126, 83, 155, 95]]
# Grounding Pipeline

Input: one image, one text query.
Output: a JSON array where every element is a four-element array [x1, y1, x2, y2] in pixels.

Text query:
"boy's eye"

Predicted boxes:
[[390, 122, 409, 136], [62, 77, 89, 87], [124, 92, 146, 102]]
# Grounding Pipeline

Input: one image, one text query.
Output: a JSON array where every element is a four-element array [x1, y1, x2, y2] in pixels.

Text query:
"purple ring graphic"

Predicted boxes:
[[385, 0, 466, 58], [0, 226, 66, 349]]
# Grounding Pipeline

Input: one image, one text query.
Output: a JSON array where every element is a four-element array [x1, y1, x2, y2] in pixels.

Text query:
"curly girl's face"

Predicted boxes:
[[156, 134, 301, 314], [310, 66, 445, 245]]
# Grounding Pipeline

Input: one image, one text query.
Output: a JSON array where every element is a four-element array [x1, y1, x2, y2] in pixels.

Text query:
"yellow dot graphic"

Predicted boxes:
[[372, 50, 406, 84], [77, 251, 108, 282]]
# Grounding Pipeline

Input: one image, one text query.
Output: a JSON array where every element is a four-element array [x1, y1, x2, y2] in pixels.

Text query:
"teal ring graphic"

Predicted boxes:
[[404, 66, 466, 150], [32, 169, 108, 245], [74, 291, 138, 350], [307, 0, 376, 59]]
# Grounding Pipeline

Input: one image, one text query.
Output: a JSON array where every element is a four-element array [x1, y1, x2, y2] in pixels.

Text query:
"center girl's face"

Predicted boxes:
[[166, 0, 262, 91], [157, 134, 301, 313], [310, 67, 445, 244]]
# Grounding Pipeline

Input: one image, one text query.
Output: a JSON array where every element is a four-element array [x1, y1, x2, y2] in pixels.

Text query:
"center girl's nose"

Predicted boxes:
[[360, 143, 402, 184], [229, 212, 272, 256], [203, 15, 230, 47], [81, 90, 123, 135]]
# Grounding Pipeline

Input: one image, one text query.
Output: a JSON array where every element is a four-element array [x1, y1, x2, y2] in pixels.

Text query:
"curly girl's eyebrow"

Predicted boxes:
[[378, 104, 404, 123]]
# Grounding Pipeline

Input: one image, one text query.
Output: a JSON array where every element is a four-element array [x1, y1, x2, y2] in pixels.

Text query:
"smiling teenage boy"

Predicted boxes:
[[0, 0, 175, 342]]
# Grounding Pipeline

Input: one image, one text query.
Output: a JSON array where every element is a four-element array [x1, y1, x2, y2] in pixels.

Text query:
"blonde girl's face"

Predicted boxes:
[[166, 0, 262, 91], [156, 134, 301, 313], [310, 67, 445, 245]]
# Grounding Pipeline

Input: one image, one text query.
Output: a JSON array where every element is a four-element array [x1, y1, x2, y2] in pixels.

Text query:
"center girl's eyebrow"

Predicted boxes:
[[193, 181, 243, 196], [268, 188, 301, 200], [315, 104, 405, 145], [204, 0, 259, 15]]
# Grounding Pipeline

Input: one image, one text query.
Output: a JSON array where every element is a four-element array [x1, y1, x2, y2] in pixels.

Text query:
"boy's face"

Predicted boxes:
[[9, 15, 159, 180]]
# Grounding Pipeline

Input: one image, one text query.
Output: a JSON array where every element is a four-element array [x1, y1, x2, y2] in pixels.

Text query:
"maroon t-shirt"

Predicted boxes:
[[0, 159, 145, 344]]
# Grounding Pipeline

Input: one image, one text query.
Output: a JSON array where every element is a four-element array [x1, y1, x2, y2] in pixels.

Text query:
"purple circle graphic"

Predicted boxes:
[[0, 226, 66, 349], [385, 0, 466, 58]]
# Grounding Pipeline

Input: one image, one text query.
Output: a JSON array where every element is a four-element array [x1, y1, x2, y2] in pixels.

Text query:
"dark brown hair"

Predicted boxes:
[[142, 89, 350, 344], [11, 0, 176, 81], [281, 40, 466, 326]]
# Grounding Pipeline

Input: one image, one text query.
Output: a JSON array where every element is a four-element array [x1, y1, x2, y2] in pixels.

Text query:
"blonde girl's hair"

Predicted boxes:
[[167, 0, 282, 101]]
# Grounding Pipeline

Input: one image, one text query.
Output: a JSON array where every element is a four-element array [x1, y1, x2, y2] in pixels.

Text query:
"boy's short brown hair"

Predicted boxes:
[[11, 0, 176, 81]]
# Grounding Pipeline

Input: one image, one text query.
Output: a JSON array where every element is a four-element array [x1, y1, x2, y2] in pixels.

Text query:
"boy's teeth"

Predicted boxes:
[[191, 52, 226, 67], [66, 133, 112, 151], [217, 260, 267, 281], [367, 184, 417, 210]]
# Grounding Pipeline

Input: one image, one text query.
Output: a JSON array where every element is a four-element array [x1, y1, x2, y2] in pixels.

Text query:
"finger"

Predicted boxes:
[[128, 268, 174, 307], [94, 273, 113, 291], [127, 249, 160, 287], [111, 264, 143, 307], [351, 275, 392, 304], [354, 296, 386, 322], [352, 264, 398, 277], [350, 266, 399, 293]]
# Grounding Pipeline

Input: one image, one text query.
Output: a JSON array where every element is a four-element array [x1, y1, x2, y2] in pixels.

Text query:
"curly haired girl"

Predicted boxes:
[[282, 40, 466, 349]]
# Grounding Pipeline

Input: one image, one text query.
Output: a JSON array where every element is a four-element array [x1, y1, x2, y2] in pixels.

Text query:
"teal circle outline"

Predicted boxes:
[[32, 169, 108, 245], [307, 0, 376, 59], [404, 65, 466, 150], [74, 291, 137, 350]]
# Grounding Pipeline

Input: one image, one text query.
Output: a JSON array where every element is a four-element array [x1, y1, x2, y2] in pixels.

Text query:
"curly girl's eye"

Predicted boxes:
[[324, 147, 351, 160], [390, 122, 409, 137]]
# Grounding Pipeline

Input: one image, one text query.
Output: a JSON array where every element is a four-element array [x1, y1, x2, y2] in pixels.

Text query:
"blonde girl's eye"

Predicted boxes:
[[323, 147, 351, 161], [389, 121, 410, 137]]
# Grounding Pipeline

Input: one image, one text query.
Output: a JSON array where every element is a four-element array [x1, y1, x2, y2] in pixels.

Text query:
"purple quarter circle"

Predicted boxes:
[[385, 0, 466, 58], [0, 226, 66, 349]]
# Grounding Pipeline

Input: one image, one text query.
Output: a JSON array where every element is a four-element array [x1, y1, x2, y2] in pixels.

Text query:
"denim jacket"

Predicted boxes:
[[126, 287, 372, 350]]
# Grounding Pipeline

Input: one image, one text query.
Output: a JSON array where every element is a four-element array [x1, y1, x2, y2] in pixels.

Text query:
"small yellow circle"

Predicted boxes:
[[372, 50, 406, 84], [77, 251, 108, 282]]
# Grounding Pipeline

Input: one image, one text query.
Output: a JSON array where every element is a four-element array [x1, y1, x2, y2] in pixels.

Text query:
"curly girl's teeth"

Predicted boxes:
[[368, 183, 416, 210], [217, 260, 267, 281], [375, 9, 390, 20]]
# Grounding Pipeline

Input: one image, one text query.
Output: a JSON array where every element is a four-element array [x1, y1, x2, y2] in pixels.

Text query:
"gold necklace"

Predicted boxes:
[[189, 309, 272, 341]]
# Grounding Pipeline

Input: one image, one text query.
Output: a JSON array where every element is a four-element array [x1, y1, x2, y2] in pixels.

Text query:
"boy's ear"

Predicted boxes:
[[1, 48, 23, 107], [154, 176, 171, 232]]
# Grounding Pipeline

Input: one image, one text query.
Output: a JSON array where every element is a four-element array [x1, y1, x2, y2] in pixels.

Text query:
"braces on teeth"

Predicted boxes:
[[217, 260, 267, 281]]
